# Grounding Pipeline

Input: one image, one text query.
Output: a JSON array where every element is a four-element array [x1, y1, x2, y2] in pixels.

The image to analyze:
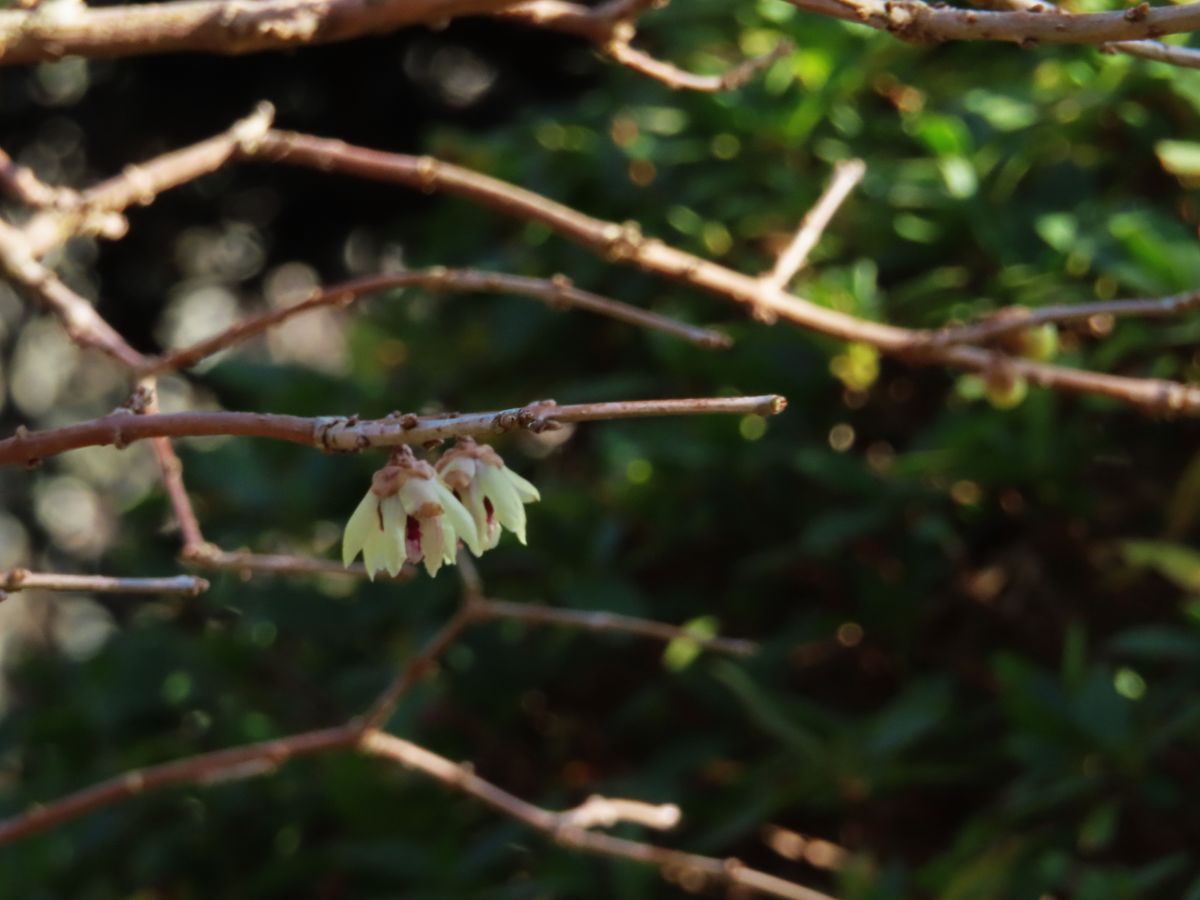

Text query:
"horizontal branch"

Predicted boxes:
[[0, 569, 208, 597], [182, 544, 415, 582], [981, 0, 1200, 66], [0, 395, 788, 466], [142, 268, 727, 375], [790, 0, 1200, 45], [930, 290, 1200, 347], [0, 0, 516, 66], [475, 597, 759, 657]]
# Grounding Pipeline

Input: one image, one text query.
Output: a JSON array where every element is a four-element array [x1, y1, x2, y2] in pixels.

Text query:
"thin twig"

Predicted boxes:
[[0, 725, 359, 844], [762, 159, 865, 292], [21, 103, 276, 259], [0, 569, 209, 596], [142, 268, 728, 376], [0, 395, 789, 466], [474, 597, 759, 657], [0, 219, 145, 368], [182, 544, 415, 581], [0, 147, 75, 207], [602, 39, 793, 92], [245, 130, 1200, 415], [787, 0, 1200, 46], [358, 603, 484, 732], [362, 731, 834, 900], [927, 290, 1200, 347]]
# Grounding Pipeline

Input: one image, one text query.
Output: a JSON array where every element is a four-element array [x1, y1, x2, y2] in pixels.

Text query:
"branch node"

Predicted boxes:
[[415, 155, 440, 194], [230, 101, 276, 153]]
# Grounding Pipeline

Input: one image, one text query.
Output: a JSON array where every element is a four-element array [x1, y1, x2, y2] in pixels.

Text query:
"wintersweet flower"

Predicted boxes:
[[343, 448, 481, 579], [436, 438, 540, 551]]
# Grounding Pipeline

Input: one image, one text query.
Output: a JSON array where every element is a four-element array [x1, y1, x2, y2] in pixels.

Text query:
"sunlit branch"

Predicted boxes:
[[602, 38, 793, 92], [0, 147, 74, 207], [361, 731, 836, 900], [0, 0, 518, 66], [245, 130, 1200, 415], [141, 268, 728, 376], [762, 159, 865, 292], [975, 0, 1200, 67], [0, 569, 209, 597], [0, 395, 788, 466], [22, 104, 275, 258], [788, 0, 1200, 46]]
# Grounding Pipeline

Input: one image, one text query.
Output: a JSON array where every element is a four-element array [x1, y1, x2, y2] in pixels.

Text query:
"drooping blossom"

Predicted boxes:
[[343, 448, 481, 579], [436, 437, 540, 551]]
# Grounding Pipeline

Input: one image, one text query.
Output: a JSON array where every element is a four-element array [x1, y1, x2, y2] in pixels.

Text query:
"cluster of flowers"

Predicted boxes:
[[342, 439, 540, 579]]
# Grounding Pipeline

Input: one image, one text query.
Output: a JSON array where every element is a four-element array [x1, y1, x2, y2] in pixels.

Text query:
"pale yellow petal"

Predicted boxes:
[[480, 462, 526, 544], [361, 524, 390, 581], [434, 480, 483, 556], [421, 515, 446, 576], [342, 490, 378, 568], [504, 467, 540, 504], [381, 495, 407, 577]]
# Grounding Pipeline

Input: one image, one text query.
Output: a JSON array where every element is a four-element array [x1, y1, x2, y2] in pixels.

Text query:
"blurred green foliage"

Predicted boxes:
[[3, 2, 1200, 898]]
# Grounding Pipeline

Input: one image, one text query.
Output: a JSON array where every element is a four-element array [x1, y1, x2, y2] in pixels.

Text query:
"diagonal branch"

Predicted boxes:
[[0, 725, 360, 844], [0, 394, 789, 467], [361, 731, 836, 900], [244, 130, 1200, 416], [141, 267, 728, 376], [761, 159, 865, 292]]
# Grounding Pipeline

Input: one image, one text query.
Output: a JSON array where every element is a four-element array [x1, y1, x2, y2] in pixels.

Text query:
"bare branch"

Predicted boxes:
[[362, 731, 835, 900], [358, 603, 483, 732], [788, 0, 1200, 46], [0, 725, 359, 844], [0, 394, 789, 466], [602, 38, 793, 92], [22, 103, 275, 259], [0, 218, 146, 368], [0, 569, 208, 596], [142, 268, 728, 376], [559, 794, 681, 831], [474, 596, 759, 657], [0, 147, 75, 207], [762, 159, 865, 292], [928, 290, 1200, 348], [0, 0, 518, 67], [182, 544, 415, 582], [245, 131, 1200, 416]]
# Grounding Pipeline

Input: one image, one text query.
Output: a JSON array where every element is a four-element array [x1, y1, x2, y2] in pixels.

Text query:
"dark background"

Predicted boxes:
[[3, 3, 1200, 897]]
